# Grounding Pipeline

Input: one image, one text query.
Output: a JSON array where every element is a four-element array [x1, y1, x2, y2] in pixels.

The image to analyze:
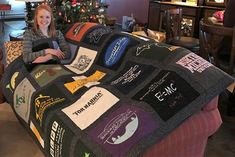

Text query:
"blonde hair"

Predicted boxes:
[[33, 4, 56, 37]]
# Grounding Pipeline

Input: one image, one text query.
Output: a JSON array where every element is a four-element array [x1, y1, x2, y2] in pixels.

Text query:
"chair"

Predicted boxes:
[[164, 8, 200, 54], [200, 18, 235, 116], [199, 19, 235, 75]]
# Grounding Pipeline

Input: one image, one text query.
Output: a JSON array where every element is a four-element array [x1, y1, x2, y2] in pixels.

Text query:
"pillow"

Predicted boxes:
[[212, 10, 224, 22], [4, 41, 23, 65]]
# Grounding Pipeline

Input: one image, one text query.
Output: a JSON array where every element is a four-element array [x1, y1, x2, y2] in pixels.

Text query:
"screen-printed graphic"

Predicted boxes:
[[31, 65, 72, 87], [64, 70, 106, 94], [14, 78, 36, 123], [108, 61, 155, 94], [33, 85, 69, 127], [83, 26, 112, 46], [5, 71, 20, 93], [65, 22, 97, 42], [62, 87, 119, 130], [104, 36, 130, 67], [46, 118, 74, 157], [135, 42, 179, 61], [133, 70, 200, 121], [88, 105, 158, 156], [65, 47, 97, 74], [176, 53, 212, 73]]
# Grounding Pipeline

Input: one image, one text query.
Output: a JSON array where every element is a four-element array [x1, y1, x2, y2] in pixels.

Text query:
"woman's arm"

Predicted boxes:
[[32, 54, 53, 63], [23, 29, 46, 63]]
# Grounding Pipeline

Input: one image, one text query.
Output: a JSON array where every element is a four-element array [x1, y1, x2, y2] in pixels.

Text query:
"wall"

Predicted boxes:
[[106, 0, 149, 25]]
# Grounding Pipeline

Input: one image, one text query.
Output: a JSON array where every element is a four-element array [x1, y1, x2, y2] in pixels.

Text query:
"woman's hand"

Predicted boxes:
[[32, 54, 53, 63], [45, 48, 65, 59]]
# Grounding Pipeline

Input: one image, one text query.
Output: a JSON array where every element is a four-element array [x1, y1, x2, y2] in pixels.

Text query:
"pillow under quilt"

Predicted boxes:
[[4, 41, 23, 65]]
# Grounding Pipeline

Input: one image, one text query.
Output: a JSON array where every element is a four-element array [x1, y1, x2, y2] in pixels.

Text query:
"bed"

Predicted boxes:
[[0, 22, 234, 157]]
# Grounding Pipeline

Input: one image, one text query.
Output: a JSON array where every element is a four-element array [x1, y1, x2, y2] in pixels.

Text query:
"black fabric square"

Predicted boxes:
[[32, 84, 71, 130], [82, 25, 112, 47], [108, 61, 155, 94], [132, 42, 183, 61], [133, 70, 200, 121], [73, 140, 96, 157], [1, 56, 28, 104], [45, 115, 74, 157]]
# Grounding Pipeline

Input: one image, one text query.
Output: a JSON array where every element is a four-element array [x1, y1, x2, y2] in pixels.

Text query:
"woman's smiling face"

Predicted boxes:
[[37, 9, 51, 30]]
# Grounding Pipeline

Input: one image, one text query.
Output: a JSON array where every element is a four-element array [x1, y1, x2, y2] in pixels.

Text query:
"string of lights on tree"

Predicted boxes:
[[46, 0, 106, 29]]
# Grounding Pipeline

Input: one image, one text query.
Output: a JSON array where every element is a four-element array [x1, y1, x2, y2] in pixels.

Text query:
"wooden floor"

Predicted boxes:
[[0, 19, 235, 157]]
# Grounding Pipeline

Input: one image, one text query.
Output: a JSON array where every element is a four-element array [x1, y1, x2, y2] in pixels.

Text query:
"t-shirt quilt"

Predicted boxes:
[[1, 22, 234, 157]]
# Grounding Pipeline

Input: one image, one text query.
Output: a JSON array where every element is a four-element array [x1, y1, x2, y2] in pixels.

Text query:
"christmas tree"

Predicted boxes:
[[47, 0, 106, 29]]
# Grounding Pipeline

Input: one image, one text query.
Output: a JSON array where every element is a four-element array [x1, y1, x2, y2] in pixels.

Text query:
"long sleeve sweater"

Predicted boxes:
[[23, 29, 71, 63]]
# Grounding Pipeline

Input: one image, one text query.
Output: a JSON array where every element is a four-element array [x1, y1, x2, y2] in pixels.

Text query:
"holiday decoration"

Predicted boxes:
[[47, 0, 106, 29]]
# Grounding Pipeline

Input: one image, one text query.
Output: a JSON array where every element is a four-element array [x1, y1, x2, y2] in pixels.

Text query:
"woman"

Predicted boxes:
[[23, 4, 70, 64]]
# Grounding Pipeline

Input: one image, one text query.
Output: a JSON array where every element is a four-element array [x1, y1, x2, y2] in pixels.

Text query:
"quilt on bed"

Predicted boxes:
[[1, 22, 234, 157]]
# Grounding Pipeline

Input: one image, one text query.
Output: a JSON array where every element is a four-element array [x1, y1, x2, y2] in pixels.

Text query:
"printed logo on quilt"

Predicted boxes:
[[6, 71, 19, 93], [62, 87, 119, 130], [99, 110, 139, 145], [64, 70, 106, 94], [65, 47, 97, 74], [104, 36, 130, 67], [109, 61, 155, 94], [34, 66, 61, 79], [33, 85, 69, 128], [111, 65, 141, 85], [88, 105, 158, 156], [87, 27, 111, 44], [73, 23, 85, 36], [136, 44, 152, 56], [47, 119, 74, 157], [135, 42, 179, 60], [14, 78, 36, 123], [72, 55, 92, 71], [35, 94, 65, 127], [31, 65, 72, 87], [133, 70, 199, 121], [65, 22, 97, 42], [176, 53, 212, 73]]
